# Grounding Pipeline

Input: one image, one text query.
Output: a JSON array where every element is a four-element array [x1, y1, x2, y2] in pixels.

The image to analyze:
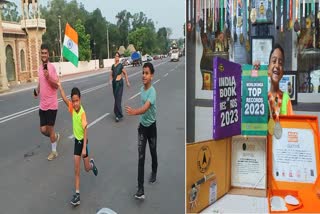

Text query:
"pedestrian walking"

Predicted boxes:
[[110, 52, 130, 122]]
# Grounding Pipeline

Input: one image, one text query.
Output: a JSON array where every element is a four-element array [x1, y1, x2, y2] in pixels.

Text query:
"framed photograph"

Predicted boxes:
[[279, 72, 298, 105], [251, 0, 274, 24], [251, 36, 273, 65]]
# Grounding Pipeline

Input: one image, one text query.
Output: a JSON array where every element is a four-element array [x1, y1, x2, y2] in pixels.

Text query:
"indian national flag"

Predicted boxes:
[[62, 23, 78, 67]]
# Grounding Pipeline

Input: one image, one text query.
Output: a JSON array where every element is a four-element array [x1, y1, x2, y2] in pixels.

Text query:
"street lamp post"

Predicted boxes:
[[93, 40, 96, 69], [0, 0, 9, 91], [58, 15, 62, 76], [107, 27, 110, 59], [112, 44, 115, 57]]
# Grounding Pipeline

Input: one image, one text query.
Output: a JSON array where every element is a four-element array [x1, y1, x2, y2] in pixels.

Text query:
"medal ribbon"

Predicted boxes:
[[280, 0, 284, 32], [268, 92, 283, 121], [246, 0, 249, 32], [295, 0, 299, 21], [212, 0, 215, 32], [220, 0, 224, 31], [204, 0, 207, 33], [227, 0, 230, 29], [312, 0, 314, 15], [274, 0, 277, 28], [289, 0, 292, 21], [287, 0, 290, 20], [303, 0, 305, 18], [197, 0, 200, 23]]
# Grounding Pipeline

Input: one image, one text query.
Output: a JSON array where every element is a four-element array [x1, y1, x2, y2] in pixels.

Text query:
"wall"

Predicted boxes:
[[51, 58, 115, 76]]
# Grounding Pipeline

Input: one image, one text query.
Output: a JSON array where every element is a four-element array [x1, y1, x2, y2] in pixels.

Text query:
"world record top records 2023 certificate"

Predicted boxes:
[[273, 128, 317, 183]]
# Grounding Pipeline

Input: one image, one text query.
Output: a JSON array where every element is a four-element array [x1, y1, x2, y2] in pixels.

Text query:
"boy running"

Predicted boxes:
[[125, 62, 158, 200], [58, 82, 98, 206]]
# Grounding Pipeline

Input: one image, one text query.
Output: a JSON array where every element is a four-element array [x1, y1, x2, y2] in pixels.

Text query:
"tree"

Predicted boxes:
[[74, 19, 91, 61], [166, 27, 172, 39], [157, 27, 169, 54], [131, 12, 147, 31], [85, 8, 108, 59], [123, 49, 131, 57], [40, 0, 88, 61], [107, 22, 121, 57], [128, 27, 156, 54], [1, 1, 20, 22], [115, 10, 132, 47]]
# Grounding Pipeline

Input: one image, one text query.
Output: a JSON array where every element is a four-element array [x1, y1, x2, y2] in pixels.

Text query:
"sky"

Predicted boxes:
[[12, 0, 185, 39]]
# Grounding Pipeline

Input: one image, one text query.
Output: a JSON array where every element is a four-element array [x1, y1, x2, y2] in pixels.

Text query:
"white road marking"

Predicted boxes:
[[68, 112, 110, 139], [129, 92, 141, 100], [0, 60, 175, 123], [164, 73, 169, 77]]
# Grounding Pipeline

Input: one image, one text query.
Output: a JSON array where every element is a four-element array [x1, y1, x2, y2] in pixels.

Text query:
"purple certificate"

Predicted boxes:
[[213, 57, 242, 140]]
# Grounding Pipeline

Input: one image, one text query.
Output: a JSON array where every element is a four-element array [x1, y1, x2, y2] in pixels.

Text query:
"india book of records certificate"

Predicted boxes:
[[273, 128, 317, 183], [231, 139, 266, 189]]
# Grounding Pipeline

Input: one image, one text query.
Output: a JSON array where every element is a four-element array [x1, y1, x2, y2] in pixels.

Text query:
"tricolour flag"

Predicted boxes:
[[62, 23, 78, 67]]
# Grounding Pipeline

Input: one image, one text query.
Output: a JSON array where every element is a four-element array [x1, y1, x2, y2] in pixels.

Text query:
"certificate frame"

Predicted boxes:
[[251, 36, 274, 65]]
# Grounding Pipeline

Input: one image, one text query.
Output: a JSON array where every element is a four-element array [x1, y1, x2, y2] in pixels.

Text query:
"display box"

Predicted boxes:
[[267, 115, 320, 212], [186, 138, 231, 213]]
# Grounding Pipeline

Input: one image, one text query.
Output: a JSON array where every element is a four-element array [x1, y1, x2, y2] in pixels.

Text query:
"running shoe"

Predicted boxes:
[[90, 158, 98, 176], [134, 187, 145, 200], [70, 193, 80, 206], [47, 151, 58, 161], [149, 172, 157, 184]]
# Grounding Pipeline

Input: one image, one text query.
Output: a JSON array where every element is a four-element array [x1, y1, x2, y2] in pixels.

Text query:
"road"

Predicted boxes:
[[0, 58, 185, 213]]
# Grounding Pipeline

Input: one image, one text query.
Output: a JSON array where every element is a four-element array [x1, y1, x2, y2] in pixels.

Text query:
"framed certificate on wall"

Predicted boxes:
[[251, 36, 274, 65]]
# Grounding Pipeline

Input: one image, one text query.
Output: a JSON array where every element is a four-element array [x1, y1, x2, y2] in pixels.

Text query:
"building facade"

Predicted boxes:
[[0, 0, 45, 91]]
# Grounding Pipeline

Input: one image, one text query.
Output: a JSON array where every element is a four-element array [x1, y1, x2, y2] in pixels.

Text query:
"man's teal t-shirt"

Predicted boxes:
[[140, 85, 156, 127]]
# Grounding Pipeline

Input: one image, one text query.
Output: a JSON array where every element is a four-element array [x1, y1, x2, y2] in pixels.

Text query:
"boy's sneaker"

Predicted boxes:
[[134, 187, 145, 200], [90, 158, 98, 176], [47, 151, 58, 161], [70, 193, 80, 206], [149, 172, 157, 184], [115, 117, 119, 122]]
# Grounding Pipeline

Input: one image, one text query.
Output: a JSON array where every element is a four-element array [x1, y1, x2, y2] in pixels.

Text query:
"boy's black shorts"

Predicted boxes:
[[74, 138, 89, 158], [39, 109, 57, 126]]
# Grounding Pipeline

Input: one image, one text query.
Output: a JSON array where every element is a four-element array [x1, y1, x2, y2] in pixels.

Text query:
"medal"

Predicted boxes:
[[268, 92, 283, 138], [250, 8, 257, 23], [274, 121, 283, 139], [268, 118, 275, 135]]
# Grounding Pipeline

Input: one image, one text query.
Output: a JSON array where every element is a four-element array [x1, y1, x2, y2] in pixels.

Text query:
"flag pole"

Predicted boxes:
[[58, 15, 62, 77]]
